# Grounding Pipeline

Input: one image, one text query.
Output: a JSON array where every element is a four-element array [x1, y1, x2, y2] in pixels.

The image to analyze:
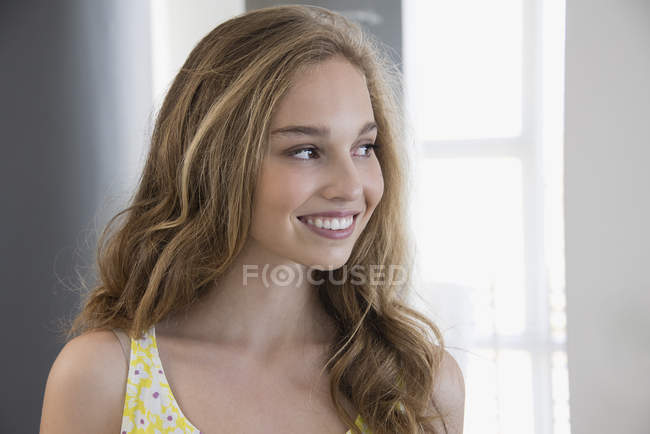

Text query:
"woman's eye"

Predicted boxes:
[[287, 143, 379, 160], [356, 144, 379, 157], [288, 147, 320, 160]]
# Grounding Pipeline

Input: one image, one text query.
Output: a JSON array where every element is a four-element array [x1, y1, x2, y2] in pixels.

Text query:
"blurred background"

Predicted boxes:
[[1, 1, 648, 433]]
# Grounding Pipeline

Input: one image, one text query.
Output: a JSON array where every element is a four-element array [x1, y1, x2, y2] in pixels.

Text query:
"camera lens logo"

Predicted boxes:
[[269, 264, 297, 287]]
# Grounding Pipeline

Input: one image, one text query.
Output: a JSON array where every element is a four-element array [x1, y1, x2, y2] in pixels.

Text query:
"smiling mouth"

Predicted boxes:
[[297, 213, 360, 230], [296, 214, 358, 240]]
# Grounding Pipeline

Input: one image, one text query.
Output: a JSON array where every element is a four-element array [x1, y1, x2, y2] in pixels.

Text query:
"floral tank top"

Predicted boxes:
[[117, 325, 372, 433]]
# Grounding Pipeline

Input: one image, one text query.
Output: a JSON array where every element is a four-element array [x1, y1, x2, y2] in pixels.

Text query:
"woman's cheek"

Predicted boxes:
[[255, 162, 316, 218], [366, 160, 384, 210]]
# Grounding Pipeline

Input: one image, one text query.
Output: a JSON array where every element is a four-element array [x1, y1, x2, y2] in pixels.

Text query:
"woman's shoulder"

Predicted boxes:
[[40, 329, 128, 433], [430, 347, 465, 434]]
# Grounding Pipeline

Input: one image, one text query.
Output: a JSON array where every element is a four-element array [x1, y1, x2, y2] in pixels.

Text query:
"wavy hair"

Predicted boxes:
[[64, 5, 447, 433]]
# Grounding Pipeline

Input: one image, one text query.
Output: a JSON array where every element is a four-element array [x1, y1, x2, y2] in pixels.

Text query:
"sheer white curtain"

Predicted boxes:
[[402, 1, 570, 433]]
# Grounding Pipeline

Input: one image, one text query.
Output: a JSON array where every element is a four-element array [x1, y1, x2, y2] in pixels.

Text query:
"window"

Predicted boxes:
[[402, 1, 569, 433]]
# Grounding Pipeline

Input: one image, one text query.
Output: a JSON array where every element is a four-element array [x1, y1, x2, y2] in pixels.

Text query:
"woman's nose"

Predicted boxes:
[[320, 152, 364, 202]]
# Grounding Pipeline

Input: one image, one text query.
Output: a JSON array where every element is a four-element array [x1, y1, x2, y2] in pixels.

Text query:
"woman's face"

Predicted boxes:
[[250, 56, 384, 269]]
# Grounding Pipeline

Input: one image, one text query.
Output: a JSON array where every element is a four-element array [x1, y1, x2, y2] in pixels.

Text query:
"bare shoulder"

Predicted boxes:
[[39, 329, 128, 434], [431, 347, 465, 434]]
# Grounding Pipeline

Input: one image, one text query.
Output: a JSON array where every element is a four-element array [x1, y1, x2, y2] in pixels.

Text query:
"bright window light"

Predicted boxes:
[[406, 0, 524, 141], [403, 0, 569, 433]]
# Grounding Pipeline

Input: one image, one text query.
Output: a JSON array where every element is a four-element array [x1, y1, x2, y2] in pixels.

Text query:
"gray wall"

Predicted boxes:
[[564, 0, 650, 433], [0, 1, 151, 432]]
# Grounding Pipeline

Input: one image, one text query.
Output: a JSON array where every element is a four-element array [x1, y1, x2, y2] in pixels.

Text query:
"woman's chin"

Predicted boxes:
[[307, 262, 346, 272]]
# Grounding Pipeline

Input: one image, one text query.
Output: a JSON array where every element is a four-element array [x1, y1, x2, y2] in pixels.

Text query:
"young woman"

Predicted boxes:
[[40, 5, 464, 434]]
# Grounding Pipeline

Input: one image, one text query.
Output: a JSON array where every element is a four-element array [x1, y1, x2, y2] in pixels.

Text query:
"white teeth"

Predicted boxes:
[[304, 215, 354, 230]]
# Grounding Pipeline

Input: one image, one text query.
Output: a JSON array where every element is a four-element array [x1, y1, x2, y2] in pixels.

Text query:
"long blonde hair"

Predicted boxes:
[[65, 5, 447, 433]]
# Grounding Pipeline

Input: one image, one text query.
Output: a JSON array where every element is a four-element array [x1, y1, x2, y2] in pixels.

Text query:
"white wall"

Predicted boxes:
[[564, 1, 650, 433]]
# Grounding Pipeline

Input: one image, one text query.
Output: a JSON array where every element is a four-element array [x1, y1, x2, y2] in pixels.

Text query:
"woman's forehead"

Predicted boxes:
[[270, 57, 374, 130]]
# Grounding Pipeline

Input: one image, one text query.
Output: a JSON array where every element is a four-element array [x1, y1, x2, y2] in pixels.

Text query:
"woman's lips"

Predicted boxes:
[[298, 210, 361, 218], [297, 213, 358, 240]]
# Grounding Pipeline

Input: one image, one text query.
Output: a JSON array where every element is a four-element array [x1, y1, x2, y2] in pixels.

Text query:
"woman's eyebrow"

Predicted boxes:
[[270, 121, 377, 138]]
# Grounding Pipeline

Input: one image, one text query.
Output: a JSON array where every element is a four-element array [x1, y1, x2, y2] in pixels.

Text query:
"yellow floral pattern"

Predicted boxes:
[[119, 325, 372, 433]]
